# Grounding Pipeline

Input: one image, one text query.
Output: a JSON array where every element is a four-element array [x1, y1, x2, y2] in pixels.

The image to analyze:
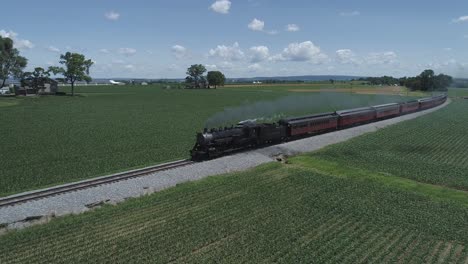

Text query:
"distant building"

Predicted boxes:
[[141, 82, 148, 85], [40, 79, 58, 93], [18, 78, 58, 95]]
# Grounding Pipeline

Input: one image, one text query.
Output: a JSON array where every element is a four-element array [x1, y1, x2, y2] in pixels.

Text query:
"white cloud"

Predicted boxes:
[[340, 11, 360, 17], [119, 48, 137, 56], [248, 63, 262, 71], [365, 51, 397, 64], [210, 0, 231, 14], [336, 49, 360, 64], [105, 11, 120, 21], [249, 46, 270, 62], [218, 61, 234, 70], [112, 59, 125, 64], [453, 16, 468, 23], [205, 64, 218, 70], [0, 30, 34, 49], [209, 42, 244, 61], [47, 46, 61, 53], [124, 64, 135, 70], [99, 48, 110, 54], [286, 24, 300, 32], [248, 18, 265, 31], [444, 48, 452, 51], [15, 39, 34, 49], [271, 41, 327, 63], [171, 45, 189, 59]]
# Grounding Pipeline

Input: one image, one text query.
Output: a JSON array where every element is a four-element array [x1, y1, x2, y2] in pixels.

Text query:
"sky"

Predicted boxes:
[[1, 0, 468, 79]]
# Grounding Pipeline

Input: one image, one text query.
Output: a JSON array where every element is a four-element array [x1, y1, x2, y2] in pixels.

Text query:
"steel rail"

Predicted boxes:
[[0, 159, 193, 208]]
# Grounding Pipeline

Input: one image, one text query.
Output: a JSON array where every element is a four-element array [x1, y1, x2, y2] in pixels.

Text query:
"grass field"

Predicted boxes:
[[0, 83, 412, 197], [0, 92, 467, 263]]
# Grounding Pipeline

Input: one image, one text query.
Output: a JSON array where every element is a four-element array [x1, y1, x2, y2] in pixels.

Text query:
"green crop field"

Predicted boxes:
[[449, 87, 468, 98], [1, 154, 467, 263], [1, 96, 467, 263], [311, 99, 468, 190], [0, 84, 411, 197]]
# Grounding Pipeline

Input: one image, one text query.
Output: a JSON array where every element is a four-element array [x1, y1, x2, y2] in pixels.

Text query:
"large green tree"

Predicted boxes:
[[22, 67, 51, 94], [207, 71, 226, 89], [185, 64, 207, 89], [49, 52, 93, 96], [0, 36, 28, 88], [419, 69, 435, 91], [405, 70, 452, 91]]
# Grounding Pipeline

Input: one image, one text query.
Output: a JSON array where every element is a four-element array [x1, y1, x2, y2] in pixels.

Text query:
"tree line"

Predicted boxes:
[[185, 64, 226, 89], [358, 70, 453, 91], [1, 36, 93, 96]]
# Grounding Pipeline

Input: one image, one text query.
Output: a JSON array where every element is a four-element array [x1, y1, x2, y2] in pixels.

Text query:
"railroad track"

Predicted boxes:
[[0, 159, 194, 208]]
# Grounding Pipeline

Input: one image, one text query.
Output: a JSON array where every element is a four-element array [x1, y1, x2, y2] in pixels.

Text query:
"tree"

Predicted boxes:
[[207, 71, 225, 88], [419, 69, 435, 91], [49, 52, 93, 96], [22, 67, 51, 95], [0, 36, 28, 88], [400, 70, 452, 91], [185, 64, 207, 89]]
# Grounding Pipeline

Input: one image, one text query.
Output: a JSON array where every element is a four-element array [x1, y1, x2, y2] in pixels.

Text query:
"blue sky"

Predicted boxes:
[[2, 0, 468, 78]]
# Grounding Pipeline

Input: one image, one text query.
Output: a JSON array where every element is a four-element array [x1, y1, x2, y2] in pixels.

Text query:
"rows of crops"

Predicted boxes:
[[311, 99, 468, 190], [0, 84, 409, 196], [1, 160, 467, 263]]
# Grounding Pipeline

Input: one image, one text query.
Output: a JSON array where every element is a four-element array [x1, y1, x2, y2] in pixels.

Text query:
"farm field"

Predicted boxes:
[[0, 84, 413, 197], [310, 99, 468, 190], [449, 87, 468, 98], [0, 95, 467, 263]]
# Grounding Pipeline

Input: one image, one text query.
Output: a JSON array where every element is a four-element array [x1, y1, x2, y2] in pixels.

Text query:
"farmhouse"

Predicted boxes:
[[17, 78, 58, 95]]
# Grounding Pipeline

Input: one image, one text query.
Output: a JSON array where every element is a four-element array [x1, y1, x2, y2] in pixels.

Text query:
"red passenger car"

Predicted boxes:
[[400, 100, 420, 114], [336, 107, 376, 127], [372, 103, 401, 119], [280, 113, 338, 137]]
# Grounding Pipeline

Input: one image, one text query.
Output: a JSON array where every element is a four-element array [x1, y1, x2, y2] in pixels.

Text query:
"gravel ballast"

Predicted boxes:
[[0, 100, 450, 230]]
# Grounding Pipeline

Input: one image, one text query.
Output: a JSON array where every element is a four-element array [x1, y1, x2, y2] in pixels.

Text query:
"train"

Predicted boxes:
[[190, 94, 447, 160]]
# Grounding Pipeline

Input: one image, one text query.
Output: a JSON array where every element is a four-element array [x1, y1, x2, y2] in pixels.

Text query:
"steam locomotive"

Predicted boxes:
[[190, 94, 447, 160]]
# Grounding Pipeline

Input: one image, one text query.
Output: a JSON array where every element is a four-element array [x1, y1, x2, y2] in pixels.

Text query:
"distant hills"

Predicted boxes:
[[93, 75, 365, 84], [228, 75, 364, 82]]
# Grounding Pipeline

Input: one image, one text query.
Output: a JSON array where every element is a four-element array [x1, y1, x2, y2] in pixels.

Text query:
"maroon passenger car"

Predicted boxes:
[[372, 103, 401, 119], [336, 107, 376, 127], [400, 100, 420, 114], [279, 113, 338, 137]]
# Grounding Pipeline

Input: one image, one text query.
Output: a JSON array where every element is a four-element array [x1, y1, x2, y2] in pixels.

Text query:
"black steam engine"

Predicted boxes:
[[191, 95, 447, 160]]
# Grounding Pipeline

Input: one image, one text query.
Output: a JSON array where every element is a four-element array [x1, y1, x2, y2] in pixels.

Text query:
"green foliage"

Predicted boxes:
[[311, 100, 468, 190], [22, 67, 51, 94], [360, 76, 400, 86], [402, 70, 452, 91], [361, 70, 453, 91], [0, 85, 408, 196], [207, 70, 225, 88], [49, 52, 93, 96], [0, 36, 28, 87], [185, 64, 207, 89], [1, 159, 468, 263]]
